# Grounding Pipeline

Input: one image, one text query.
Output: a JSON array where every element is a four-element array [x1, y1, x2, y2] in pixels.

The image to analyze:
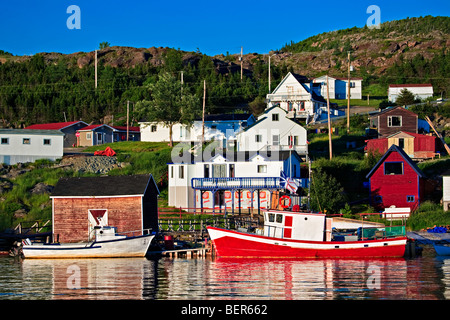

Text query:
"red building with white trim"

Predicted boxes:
[[366, 145, 426, 212]]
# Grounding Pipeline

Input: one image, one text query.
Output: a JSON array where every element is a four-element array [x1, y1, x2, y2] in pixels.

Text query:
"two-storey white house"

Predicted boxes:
[[0, 129, 64, 165], [266, 72, 328, 123], [388, 84, 433, 103], [235, 105, 308, 158], [168, 150, 305, 212], [140, 113, 255, 147], [312, 75, 363, 100]]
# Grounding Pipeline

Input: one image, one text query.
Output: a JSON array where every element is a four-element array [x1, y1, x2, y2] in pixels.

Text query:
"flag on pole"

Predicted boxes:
[[280, 171, 299, 194]]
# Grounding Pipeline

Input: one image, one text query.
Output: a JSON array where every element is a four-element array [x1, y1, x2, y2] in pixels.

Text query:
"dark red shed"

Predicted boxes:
[[366, 145, 425, 212]]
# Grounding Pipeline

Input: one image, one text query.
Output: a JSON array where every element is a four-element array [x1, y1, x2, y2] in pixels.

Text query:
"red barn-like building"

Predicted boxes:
[[366, 131, 439, 160], [366, 145, 425, 212], [50, 174, 159, 243]]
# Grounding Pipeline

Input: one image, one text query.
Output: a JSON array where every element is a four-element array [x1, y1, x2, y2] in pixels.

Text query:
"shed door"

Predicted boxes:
[[88, 209, 108, 240]]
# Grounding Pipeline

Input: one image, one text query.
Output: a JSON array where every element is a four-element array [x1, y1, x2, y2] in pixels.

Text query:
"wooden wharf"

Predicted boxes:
[[147, 247, 211, 258]]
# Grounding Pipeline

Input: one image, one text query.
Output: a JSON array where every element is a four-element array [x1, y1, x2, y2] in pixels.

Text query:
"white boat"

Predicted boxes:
[[21, 226, 154, 259]]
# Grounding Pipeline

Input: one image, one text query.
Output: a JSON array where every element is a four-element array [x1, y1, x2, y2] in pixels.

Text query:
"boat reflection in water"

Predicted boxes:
[[15, 252, 447, 300]]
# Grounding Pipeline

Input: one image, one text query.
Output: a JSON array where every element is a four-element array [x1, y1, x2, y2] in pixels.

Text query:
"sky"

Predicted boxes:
[[0, 0, 449, 57]]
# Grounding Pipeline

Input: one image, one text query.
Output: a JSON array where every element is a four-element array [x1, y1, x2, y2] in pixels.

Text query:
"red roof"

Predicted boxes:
[[78, 124, 140, 132], [25, 121, 86, 130], [388, 84, 432, 88]]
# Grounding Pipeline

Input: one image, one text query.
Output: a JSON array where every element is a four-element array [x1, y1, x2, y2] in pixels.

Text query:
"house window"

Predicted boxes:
[[350, 82, 356, 88], [374, 195, 383, 203], [86, 133, 92, 140], [407, 195, 415, 202], [1, 138, 8, 145], [151, 125, 157, 132], [23, 138, 30, 145], [272, 113, 279, 121], [273, 135, 280, 146], [179, 166, 184, 179], [384, 162, 403, 175], [43, 139, 51, 145], [170, 166, 174, 178], [257, 165, 267, 173], [255, 135, 262, 143], [388, 116, 402, 127], [204, 164, 210, 178]]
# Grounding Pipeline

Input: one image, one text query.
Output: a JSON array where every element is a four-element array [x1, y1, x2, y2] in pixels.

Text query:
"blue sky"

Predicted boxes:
[[0, 0, 448, 56]]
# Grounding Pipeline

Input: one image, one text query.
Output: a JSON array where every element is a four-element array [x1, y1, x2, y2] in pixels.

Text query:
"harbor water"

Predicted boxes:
[[0, 246, 448, 300]]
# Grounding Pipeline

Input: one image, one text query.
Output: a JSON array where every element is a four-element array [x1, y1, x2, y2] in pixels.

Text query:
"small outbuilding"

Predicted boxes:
[[50, 174, 159, 243], [366, 145, 426, 212]]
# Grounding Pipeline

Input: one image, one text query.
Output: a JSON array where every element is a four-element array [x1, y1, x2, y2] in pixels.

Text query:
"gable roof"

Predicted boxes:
[[370, 106, 418, 119], [50, 174, 159, 197], [25, 121, 88, 131], [366, 144, 425, 179], [78, 124, 140, 132]]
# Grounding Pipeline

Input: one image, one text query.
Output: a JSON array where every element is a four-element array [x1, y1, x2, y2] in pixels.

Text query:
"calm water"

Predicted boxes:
[[0, 246, 448, 300]]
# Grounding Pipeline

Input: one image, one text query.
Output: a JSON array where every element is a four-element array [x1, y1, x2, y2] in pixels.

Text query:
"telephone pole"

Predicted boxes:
[[327, 75, 333, 160], [95, 50, 98, 89], [268, 55, 271, 94], [240, 47, 243, 81], [202, 80, 206, 145], [126, 101, 130, 141], [347, 51, 351, 133]]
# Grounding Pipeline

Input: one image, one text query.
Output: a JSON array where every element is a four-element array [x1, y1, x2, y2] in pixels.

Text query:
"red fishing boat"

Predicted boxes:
[[207, 210, 407, 258]]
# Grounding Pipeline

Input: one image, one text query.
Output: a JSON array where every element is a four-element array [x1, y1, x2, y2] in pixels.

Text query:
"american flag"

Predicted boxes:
[[280, 171, 299, 194]]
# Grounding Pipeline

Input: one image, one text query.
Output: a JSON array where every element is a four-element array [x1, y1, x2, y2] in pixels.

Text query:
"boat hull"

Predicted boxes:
[[207, 227, 407, 258], [22, 234, 154, 259], [433, 244, 450, 256]]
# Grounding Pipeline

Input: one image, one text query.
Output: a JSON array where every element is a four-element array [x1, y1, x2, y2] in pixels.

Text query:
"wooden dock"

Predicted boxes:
[[147, 247, 211, 258]]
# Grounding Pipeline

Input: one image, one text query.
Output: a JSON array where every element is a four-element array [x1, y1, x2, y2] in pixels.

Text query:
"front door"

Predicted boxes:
[[97, 132, 103, 144]]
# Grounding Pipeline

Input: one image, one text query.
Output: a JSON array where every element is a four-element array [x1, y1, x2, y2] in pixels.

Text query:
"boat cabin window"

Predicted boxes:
[[268, 213, 283, 224], [268, 213, 275, 222]]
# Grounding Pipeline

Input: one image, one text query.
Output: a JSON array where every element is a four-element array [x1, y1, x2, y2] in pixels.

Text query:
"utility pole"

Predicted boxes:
[[95, 50, 98, 89], [180, 71, 184, 95], [327, 75, 333, 160], [126, 101, 129, 141], [347, 51, 351, 133], [202, 80, 206, 145], [268, 55, 271, 94], [240, 47, 243, 81]]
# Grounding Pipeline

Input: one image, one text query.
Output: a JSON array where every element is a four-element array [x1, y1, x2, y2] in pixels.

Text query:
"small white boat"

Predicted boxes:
[[21, 226, 154, 259]]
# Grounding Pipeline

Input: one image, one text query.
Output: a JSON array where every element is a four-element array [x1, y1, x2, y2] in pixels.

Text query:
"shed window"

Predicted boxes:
[[23, 138, 30, 145], [388, 116, 402, 127], [407, 195, 415, 202], [43, 139, 51, 145], [384, 162, 403, 175], [151, 125, 157, 132], [1, 138, 8, 145]]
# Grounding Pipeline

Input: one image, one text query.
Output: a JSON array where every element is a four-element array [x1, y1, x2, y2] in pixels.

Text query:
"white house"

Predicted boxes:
[[388, 84, 434, 103], [139, 113, 255, 147], [443, 171, 450, 212], [236, 105, 308, 157], [168, 150, 305, 211], [0, 129, 64, 165], [25, 121, 88, 148], [266, 72, 327, 123], [312, 75, 363, 100]]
